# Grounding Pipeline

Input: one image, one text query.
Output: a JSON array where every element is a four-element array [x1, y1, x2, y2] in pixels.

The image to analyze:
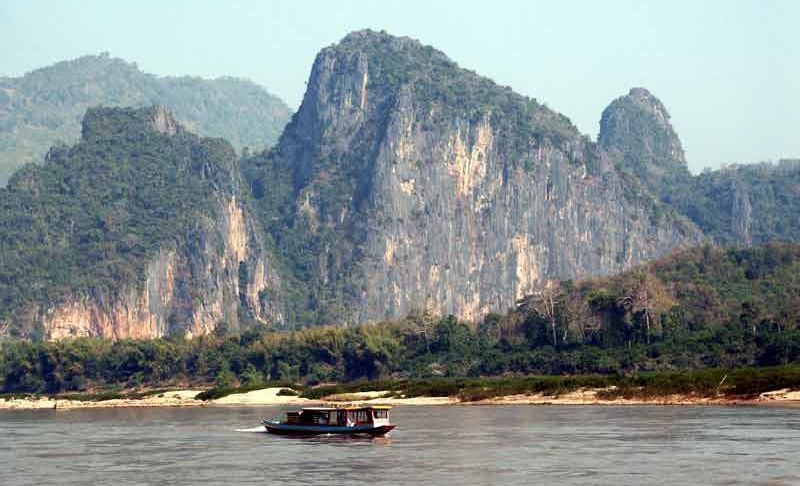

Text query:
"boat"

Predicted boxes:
[[263, 405, 395, 436]]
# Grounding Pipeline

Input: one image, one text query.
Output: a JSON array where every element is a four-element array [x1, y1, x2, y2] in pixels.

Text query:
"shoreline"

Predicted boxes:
[[1, 387, 798, 411]]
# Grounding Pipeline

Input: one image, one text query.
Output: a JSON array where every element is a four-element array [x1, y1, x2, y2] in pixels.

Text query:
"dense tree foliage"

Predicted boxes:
[[0, 53, 292, 183], [2, 243, 798, 394]]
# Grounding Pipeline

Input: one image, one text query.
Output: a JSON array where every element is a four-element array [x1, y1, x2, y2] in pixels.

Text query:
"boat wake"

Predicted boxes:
[[235, 426, 267, 433]]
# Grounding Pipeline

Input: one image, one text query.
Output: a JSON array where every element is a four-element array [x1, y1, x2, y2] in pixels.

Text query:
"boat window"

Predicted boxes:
[[373, 409, 388, 419], [351, 409, 370, 423]]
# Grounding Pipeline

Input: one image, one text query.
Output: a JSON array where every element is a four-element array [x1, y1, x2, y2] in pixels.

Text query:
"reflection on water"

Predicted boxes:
[[2, 405, 799, 485], [235, 425, 267, 433], [266, 433, 393, 446]]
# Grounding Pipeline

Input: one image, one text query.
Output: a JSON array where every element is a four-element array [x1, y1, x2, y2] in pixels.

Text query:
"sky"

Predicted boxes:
[[1, 0, 797, 172]]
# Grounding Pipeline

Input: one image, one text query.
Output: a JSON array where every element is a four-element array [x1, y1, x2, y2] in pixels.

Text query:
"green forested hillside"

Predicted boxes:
[[0, 53, 292, 184], [662, 160, 800, 246], [2, 243, 797, 393], [0, 106, 239, 338]]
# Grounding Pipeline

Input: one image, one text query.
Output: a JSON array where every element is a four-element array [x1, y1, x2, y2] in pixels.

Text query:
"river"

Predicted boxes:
[[2, 405, 798, 485]]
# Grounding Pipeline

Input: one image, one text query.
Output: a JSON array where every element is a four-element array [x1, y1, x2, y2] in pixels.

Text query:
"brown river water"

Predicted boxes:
[[2, 405, 798, 485]]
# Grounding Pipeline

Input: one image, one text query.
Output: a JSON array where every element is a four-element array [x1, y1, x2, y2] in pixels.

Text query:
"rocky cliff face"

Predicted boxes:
[[42, 195, 282, 340], [247, 30, 703, 325], [0, 106, 283, 340]]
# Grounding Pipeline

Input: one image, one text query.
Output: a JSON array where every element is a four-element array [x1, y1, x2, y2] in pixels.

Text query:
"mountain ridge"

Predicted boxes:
[[0, 52, 292, 184]]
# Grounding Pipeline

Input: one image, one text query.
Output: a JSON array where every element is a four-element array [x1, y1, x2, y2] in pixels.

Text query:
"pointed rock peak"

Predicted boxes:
[[623, 87, 672, 127], [628, 86, 657, 100], [319, 29, 453, 76], [339, 28, 398, 43], [81, 105, 182, 141], [336, 29, 427, 51], [599, 87, 688, 191], [601, 87, 677, 139], [302, 29, 556, 124]]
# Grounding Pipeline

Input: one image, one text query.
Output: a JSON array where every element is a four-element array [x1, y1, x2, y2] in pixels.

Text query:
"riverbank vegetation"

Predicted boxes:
[[298, 366, 800, 401], [1, 243, 798, 397]]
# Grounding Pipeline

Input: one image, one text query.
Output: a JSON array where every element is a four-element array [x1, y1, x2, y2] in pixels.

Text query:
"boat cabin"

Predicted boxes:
[[286, 405, 391, 427], [264, 404, 394, 435]]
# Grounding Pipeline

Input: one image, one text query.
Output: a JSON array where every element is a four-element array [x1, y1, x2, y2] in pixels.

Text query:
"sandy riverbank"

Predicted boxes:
[[320, 390, 458, 406], [0, 387, 456, 410], [2, 387, 798, 410], [0, 388, 316, 410], [466, 388, 800, 407], [0, 390, 206, 410], [330, 388, 800, 407]]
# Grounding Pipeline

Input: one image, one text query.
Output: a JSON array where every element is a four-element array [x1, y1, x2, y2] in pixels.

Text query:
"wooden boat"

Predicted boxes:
[[263, 405, 395, 436]]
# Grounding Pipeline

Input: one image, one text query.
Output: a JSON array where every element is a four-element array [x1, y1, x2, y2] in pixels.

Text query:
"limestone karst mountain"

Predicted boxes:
[[243, 30, 702, 326]]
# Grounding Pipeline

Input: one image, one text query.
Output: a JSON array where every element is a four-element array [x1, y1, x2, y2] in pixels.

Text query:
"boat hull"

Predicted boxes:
[[263, 421, 395, 436]]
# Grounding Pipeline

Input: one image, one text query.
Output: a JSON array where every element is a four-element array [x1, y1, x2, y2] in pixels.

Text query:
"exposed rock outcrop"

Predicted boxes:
[[41, 195, 282, 340]]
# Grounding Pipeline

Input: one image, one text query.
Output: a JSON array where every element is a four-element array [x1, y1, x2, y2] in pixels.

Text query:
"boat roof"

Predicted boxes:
[[300, 405, 392, 412]]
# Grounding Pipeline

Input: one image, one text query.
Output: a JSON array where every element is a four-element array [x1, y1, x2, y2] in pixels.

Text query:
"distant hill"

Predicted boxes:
[[663, 160, 800, 247], [0, 53, 292, 184]]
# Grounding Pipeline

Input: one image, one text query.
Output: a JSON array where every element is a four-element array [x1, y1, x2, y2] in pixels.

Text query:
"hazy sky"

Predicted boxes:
[[2, 0, 797, 171]]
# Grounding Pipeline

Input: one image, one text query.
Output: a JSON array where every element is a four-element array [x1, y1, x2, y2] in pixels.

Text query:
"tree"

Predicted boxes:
[[563, 288, 597, 344], [517, 280, 563, 347], [618, 270, 675, 344]]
